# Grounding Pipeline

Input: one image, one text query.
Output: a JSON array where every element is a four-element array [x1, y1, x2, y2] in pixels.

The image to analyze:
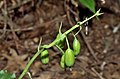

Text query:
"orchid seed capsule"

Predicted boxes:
[[56, 33, 65, 48], [64, 48, 75, 67], [60, 54, 65, 68], [73, 37, 80, 56], [40, 50, 49, 64]]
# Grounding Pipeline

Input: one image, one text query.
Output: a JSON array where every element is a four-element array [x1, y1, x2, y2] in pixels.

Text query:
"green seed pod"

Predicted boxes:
[[60, 61, 65, 68], [73, 37, 80, 56], [40, 50, 49, 64], [61, 54, 65, 62], [60, 54, 65, 68], [65, 48, 75, 67], [56, 33, 65, 48]]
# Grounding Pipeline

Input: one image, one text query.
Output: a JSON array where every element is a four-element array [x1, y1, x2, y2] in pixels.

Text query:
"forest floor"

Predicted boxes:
[[0, 0, 120, 79]]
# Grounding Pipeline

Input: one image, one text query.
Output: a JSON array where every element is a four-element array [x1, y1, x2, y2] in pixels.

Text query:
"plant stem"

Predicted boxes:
[[75, 26, 82, 36], [56, 45, 64, 54], [66, 37, 70, 48], [64, 12, 98, 35], [18, 48, 44, 79], [59, 22, 62, 34], [18, 9, 103, 79], [42, 11, 102, 48]]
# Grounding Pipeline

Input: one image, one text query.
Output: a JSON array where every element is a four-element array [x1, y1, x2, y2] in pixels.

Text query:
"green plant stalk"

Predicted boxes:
[[18, 9, 103, 79], [66, 37, 70, 48], [18, 48, 44, 79], [42, 9, 103, 48], [64, 10, 102, 35], [56, 45, 64, 54]]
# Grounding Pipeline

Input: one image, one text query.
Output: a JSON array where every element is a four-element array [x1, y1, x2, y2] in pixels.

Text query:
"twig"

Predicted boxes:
[[0, 14, 66, 32], [91, 68, 105, 79], [3, 0, 7, 36], [81, 31, 99, 62], [1, 10, 19, 40], [0, 24, 33, 32], [36, 14, 66, 28], [1, 9, 20, 51], [8, 0, 32, 11], [0, 1, 7, 39], [64, 0, 73, 26], [75, 62, 97, 77]]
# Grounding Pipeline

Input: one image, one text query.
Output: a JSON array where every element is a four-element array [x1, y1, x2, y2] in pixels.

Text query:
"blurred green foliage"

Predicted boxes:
[[79, 0, 96, 13], [0, 70, 16, 79]]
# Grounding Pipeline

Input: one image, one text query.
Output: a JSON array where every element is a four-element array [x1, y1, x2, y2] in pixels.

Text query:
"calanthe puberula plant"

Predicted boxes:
[[18, 9, 103, 79]]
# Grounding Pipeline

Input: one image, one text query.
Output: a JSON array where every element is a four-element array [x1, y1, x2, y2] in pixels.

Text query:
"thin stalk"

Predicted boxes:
[[59, 22, 62, 34], [37, 37, 42, 51], [42, 10, 102, 48], [64, 12, 98, 35], [72, 33, 76, 38], [66, 37, 70, 48], [18, 48, 44, 79], [56, 45, 64, 54], [75, 26, 82, 36]]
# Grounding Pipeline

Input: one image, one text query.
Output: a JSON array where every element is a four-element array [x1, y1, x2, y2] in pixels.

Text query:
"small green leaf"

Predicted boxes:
[[0, 70, 16, 79], [79, 0, 96, 13]]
